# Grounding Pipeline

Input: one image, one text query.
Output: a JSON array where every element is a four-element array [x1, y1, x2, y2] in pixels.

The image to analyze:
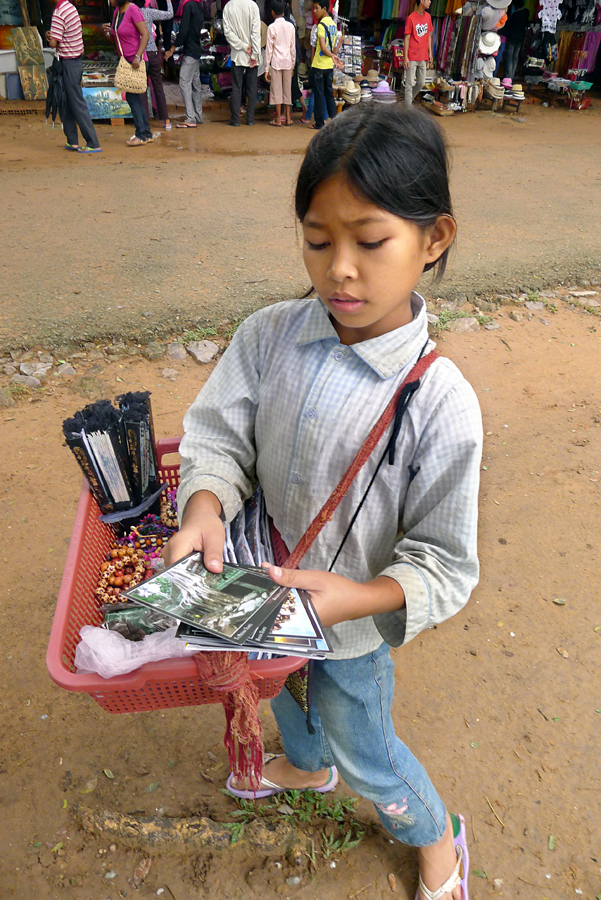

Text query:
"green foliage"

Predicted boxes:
[[183, 326, 218, 341]]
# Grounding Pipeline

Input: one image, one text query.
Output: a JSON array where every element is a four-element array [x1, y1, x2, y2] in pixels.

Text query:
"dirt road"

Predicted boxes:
[[1, 101, 600, 354]]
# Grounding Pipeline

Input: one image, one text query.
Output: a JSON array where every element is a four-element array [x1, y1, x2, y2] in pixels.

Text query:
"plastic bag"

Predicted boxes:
[[75, 625, 197, 679]]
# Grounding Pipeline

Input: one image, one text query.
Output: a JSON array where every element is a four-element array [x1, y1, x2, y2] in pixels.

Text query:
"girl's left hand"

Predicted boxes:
[[132, 57, 140, 68], [262, 565, 367, 628]]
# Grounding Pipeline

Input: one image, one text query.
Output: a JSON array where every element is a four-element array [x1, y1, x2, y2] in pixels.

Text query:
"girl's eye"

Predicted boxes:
[[360, 240, 386, 250], [306, 241, 329, 251]]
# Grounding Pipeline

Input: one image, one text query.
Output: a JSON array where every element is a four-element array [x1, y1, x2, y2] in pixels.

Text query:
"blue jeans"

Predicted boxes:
[[504, 42, 520, 80], [311, 68, 337, 129], [271, 643, 447, 847], [126, 91, 152, 141], [305, 90, 328, 123]]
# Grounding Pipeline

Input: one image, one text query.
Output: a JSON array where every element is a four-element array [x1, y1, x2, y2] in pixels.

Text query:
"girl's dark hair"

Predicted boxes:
[[295, 104, 455, 279]]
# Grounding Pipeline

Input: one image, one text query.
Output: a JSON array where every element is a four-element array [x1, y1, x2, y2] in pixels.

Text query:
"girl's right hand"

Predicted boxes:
[[161, 491, 225, 572]]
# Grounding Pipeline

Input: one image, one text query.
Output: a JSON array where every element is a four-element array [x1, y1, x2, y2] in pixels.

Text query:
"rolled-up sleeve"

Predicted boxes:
[[374, 381, 483, 647], [177, 315, 262, 525]]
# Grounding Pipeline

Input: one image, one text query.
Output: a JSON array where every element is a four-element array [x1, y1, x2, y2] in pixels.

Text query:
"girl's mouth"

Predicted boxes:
[[328, 293, 365, 313]]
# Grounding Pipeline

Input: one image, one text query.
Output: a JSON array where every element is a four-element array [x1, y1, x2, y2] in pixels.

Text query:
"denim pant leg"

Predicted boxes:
[[126, 92, 152, 140], [272, 646, 447, 847], [323, 68, 337, 120], [312, 69, 326, 128]]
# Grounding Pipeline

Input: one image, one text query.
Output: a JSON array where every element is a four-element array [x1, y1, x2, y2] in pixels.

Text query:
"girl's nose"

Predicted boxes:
[[327, 247, 358, 285]]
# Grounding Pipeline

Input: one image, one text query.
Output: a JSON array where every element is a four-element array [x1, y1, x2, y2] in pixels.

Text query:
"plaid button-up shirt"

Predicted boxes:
[[178, 296, 483, 659]]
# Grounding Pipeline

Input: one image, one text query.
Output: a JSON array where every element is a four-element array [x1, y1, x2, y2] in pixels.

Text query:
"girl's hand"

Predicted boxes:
[[261, 566, 360, 628], [132, 55, 140, 68], [162, 491, 225, 572], [263, 565, 406, 628]]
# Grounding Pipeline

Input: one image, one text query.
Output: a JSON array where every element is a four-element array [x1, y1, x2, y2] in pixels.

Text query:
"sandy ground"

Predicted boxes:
[[1, 290, 601, 899], [1, 99, 600, 354], [1, 95, 601, 900]]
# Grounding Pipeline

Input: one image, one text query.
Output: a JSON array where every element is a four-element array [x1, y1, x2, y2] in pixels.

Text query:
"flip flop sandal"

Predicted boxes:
[[176, 121, 197, 128], [226, 754, 339, 800], [268, 121, 282, 127], [64, 143, 80, 151], [77, 146, 103, 153], [126, 137, 146, 146], [416, 813, 469, 900]]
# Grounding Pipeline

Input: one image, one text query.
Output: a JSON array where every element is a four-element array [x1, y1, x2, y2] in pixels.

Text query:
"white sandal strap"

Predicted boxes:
[[418, 845, 463, 900]]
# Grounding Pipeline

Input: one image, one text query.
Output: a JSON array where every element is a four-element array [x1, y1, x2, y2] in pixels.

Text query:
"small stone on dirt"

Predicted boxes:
[[569, 290, 598, 297], [142, 342, 166, 361], [38, 352, 54, 364], [447, 317, 479, 333], [0, 387, 15, 408], [166, 342, 187, 360], [127, 346, 141, 356], [492, 878, 504, 892], [476, 299, 497, 313], [12, 374, 41, 388], [440, 299, 461, 311], [106, 343, 127, 356], [427, 313, 439, 324], [277, 804, 295, 816], [161, 368, 179, 381], [58, 363, 77, 377], [388, 872, 397, 891], [509, 311, 523, 322], [3, 364, 17, 376], [525, 301, 545, 310], [539, 318, 551, 325], [187, 340, 219, 363], [88, 349, 105, 360], [286, 876, 301, 886], [485, 322, 501, 331], [69, 375, 108, 401]]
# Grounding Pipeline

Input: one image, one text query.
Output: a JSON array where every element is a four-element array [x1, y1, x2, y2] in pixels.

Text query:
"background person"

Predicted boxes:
[[265, 0, 296, 126], [103, 0, 152, 145], [164, 0, 205, 127], [134, 0, 173, 128], [223, 0, 261, 126], [499, 0, 530, 80], [403, 0, 433, 108], [46, 0, 102, 153], [310, 0, 342, 130]]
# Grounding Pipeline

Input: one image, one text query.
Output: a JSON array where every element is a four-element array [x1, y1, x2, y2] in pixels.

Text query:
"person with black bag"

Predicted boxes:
[[46, 0, 102, 153]]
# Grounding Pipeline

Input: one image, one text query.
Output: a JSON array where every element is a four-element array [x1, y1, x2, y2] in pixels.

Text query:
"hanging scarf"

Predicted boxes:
[[194, 651, 263, 789]]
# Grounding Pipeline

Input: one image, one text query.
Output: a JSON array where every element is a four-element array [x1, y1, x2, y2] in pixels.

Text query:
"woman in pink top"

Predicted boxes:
[[103, 0, 152, 145], [265, 0, 296, 126]]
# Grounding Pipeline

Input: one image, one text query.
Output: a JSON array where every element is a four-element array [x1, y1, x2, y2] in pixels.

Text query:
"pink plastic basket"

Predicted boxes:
[[46, 437, 304, 714]]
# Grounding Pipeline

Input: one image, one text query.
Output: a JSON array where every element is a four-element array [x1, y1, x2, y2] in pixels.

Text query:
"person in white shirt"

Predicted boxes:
[[223, 0, 261, 126], [265, 0, 296, 126]]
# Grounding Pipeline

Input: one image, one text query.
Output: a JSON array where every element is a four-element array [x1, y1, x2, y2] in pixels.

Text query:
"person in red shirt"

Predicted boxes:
[[403, 0, 433, 108]]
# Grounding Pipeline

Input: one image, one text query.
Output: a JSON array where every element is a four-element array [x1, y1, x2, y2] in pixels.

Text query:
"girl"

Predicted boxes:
[[165, 105, 482, 900]]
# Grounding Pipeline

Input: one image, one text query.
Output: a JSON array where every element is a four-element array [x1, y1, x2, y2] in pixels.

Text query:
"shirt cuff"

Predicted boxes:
[[373, 562, 431, 647], [176, 475, 242, 527]]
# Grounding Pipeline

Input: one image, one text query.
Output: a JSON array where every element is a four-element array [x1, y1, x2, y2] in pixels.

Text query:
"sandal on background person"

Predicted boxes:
[[226, 753, 339, 800], [416, 813, 469, 900]]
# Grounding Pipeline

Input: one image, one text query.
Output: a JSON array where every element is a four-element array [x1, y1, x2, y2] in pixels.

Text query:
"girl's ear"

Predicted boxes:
[[424, 215, 456, 266]]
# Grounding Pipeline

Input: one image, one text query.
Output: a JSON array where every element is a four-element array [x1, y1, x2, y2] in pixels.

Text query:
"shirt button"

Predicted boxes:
[[286, 533, 293, 543], [306, 408, 315, 419], [334, 350, 344, 361], [290, 473, 301, 485]]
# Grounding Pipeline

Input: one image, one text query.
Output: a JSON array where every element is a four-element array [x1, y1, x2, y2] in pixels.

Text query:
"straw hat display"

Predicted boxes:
[[508, 83, 525, 99], [484, 76, 504, 99], [366, 69, 380, 86], [342, 79, 361, 105]]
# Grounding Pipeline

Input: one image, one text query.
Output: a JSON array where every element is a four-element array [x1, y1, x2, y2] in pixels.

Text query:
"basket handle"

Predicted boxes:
[[156, 436, 182, 468]]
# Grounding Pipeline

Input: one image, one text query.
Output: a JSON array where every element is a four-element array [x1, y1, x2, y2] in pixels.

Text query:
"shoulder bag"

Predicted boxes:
[[113, 14, 148, 94]]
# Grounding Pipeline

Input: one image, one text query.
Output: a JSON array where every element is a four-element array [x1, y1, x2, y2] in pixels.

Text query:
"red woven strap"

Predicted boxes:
[[283, 349, 439, 569]]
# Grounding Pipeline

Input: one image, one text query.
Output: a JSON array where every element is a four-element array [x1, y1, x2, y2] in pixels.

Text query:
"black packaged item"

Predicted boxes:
[[63, 400, 134, 514], [117, 391, 159, 503]]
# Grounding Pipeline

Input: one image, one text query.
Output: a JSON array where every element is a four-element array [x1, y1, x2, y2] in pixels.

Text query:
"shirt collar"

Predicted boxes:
[[296, 293, 432, 380]]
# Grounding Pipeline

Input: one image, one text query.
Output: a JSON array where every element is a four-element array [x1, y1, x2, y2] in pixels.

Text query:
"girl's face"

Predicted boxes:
[[302, 173, 455, 345]]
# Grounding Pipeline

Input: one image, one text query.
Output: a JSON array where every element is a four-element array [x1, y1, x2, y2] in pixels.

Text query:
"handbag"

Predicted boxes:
[[274, 344, 439, 729], [113, 18, 148, 94]]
